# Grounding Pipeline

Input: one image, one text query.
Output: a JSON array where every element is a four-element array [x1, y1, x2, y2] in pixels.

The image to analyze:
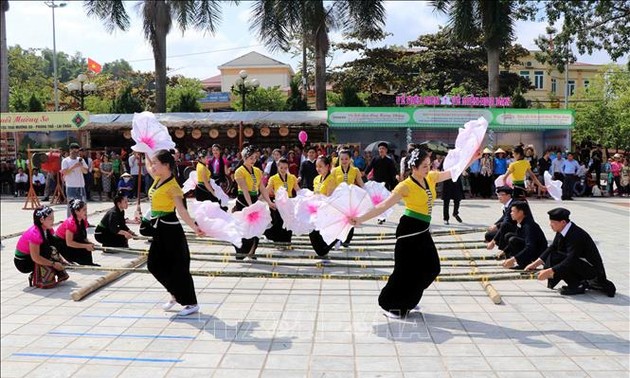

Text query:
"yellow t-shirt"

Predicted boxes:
[[268, 173, 297, 197], [393, 171, 440, 222], [508, 159, 530, 183], [196, 162, 211, 184], [149, 176, 183, 215], [332, 165, 360, 186], [313, 173, 336, 196], [234, 165, 263, 193]]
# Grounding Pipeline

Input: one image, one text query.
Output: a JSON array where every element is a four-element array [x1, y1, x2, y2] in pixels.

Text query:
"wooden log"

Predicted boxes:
[[70, 255, 148, 301], [480, 280, 503, 304]]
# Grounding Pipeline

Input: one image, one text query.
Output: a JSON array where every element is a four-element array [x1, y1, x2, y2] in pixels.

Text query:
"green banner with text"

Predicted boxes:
[[0, 111, 90, 132]]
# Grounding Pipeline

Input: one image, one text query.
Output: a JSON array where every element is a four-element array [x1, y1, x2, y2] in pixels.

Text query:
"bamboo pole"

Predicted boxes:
[[70, 255, 147, 301]]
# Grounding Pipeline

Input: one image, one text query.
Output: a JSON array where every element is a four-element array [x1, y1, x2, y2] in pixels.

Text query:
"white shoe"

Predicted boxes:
[[334, 240, 342, 250], [178, 304, 200, 316], [381, 309, 401, 319], [162, 297, 177, 311], [411, 305, 421, 312]]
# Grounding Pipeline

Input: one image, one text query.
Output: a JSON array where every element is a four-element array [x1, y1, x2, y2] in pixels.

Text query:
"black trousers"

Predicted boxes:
[[378, 216, 440, 317], [195, 184, 227, 211], [545, 251, 598, 288], [233, 194, 260, 256], [309, 230, 336, 256], [94, 231, 129, 248], [562, 174, 576, 199], [443, 199, 460, 222], [54, 237, 95, 265], [264, 207, 292, 243], [14, 255, 35, 274], [147, 213, 197, 306], [343, 228, 354, 246]]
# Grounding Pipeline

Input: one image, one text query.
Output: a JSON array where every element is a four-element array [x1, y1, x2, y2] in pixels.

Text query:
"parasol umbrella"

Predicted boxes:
[[313, 183, 374, 244], [442, 117, 488, 181], [274, 187, 312, 235], [544, 171, 563, 201], [194, 201, 243, 247], [232, 201, 272, 239], [130, 111, 175, 157], [364, 141, 397, 154], [363, 181, 393, 221]]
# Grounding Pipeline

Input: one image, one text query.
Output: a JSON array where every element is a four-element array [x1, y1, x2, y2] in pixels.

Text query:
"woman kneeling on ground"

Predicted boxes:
[[95, 194, 137, 248], [54, 199, 99, 266], [14, 206, 69, 288]]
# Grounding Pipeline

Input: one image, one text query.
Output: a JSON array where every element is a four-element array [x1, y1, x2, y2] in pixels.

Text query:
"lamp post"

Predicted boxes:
[[232, 70, 260, 111], [66, 74, 97, 110], [44, 1, 67, 112]]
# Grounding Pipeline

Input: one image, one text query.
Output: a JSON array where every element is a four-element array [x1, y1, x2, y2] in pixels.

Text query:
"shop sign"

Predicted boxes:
[[0, 111, 89, 132], [199, 92, 231, 103], [395, 94, 512, 107]]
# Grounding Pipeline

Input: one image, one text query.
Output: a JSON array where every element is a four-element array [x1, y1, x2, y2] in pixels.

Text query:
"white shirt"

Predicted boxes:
[[560, 222, 572, 237], [61, 156, 87, 188], [15, 172, 28, 183], [128, 155, 140, 175], [32, 172, 46, 185]]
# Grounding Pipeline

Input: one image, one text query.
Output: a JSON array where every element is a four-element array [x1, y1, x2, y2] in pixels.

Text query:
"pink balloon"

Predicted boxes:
[[298, 131, 308, 146]]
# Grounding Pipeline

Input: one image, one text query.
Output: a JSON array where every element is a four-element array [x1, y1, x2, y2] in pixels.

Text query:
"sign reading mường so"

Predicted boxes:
[[0, 111, 89, 132]]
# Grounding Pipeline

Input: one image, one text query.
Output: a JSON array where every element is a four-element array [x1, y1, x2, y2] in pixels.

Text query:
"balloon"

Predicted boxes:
[[298, 131, 308, 146]]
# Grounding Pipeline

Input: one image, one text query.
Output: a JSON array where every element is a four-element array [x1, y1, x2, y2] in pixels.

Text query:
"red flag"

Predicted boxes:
[[87, 58, 102, 74]]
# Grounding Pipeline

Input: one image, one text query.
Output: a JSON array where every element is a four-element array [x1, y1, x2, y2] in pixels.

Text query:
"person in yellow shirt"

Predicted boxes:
[[233, 146, 275, 260], [144, 149, 204, 317], [309, 155, 338, 257], [351, 148, 480, 319], [264, 158, 300, 243], [505, 145, 544, 200], [194, 149, 225, 211], [332, 149, 364, 247]]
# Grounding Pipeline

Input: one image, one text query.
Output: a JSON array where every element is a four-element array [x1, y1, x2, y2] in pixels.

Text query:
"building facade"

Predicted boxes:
[[218, 51, 294, 93], [505, 51, 605, 106]]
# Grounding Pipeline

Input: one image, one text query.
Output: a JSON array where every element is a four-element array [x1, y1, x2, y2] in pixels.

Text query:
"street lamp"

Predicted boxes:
[[231, 70, 260, 111], [66, 74, 97, 110], [44, 1, 67, 112]]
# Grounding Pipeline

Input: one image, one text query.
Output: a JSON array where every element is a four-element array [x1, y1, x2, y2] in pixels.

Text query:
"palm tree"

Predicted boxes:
[[432, 0, 519, 97], [250, 0, 386, 110], [1, 0, 9, 112], [84, 0, 233, 113]]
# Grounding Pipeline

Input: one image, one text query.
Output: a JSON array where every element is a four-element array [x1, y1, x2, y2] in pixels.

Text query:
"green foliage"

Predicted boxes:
[[102, 59, 134, 79], [7, 45, 51, 110], [510, 85, 528, 109], [84, 96, 113, 114], [285, 79, 308, 111], [338, 85, 366, 107], [111, 85, 144, 114], [571, 65, 630, 151], [40, 49, 85, 82], [166, 76, 203, 112], [233, 86, 287, 111], [28, 94, 44, 112]]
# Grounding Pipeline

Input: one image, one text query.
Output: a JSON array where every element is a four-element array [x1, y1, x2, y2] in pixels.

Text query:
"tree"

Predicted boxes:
[[84, 0, 234, 112], [1, 0, 9, 112], [510, 84, 528, 108], [232, 86, 287, 111], [102, 59, 134, 79], [534, 1, 630, 71], [571, 65, 630, 151], [167, 76, 204, 112], [7, 45, 51, 111], [285, 78, 308, 110], [41, 49, 85, 82], [432, 0, 532, 97], [111, 85, 144, 114], [250, 0, 386, 110], [28, 94, 44, 112]]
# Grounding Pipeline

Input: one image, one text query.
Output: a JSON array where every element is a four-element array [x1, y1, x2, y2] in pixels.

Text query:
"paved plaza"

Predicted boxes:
[[1, 195, 628, 377]]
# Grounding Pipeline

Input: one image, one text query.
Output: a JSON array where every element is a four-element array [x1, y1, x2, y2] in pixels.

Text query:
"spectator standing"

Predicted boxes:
[[590, 146, 603, 189], [537, 150, 552, 198], [610, 153, 623, 196], [298, 146, 318, 191], [80, 149, 93, 201], [479, 148, 494, 198], [560, 152, 580, 200], [365, 142, 398, 191], [128, 152, 141, 198], [61, 143, 88, 217], [493, 148, 508, 179], [100, 154, 114, 200], [551, 152, 564, 181]]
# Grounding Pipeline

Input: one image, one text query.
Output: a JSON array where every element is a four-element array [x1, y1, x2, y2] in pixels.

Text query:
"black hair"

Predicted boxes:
[[339, 149, 352, 158], [407, 144, 417, 154], [307, 146, 317, 153], [277, 157, 289, 166], [113, 193, 127, 206], [69, 198, 87, 230], [407, 148, 431, 169], [510, 201, 531, 217], [154, 149, 176, 172], [211, 144, 221, 150], [513, 146, 524, 157], [197, 149, 208, 159], [33, 206, 54, 243], [317, 155, 331, 167]]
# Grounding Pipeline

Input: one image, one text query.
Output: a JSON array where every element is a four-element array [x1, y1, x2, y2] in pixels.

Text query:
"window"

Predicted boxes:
[[567, 80, 576, 96], [584, 80, 590, 89], [551, 78, 557, 93], [534, 71, 544, 89], [520, 70, 530, 80]]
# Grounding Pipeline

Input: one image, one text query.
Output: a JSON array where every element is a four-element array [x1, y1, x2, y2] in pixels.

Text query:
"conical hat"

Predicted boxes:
[[482, 147, 493, 154], [494, 148, 506, 154]]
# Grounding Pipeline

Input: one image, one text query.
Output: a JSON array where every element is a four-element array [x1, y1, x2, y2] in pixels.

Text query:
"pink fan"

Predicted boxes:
[[194, 201, 243, 247], [294, 190, 326, 231], [209, 179, 230, 207], [363, 181, 393, 221], [275, 187, 312, 235], [443, 117, 488, 181], [233, 201, 272, 239], [131, 111, 175, 157], [182, 171, 197, 193], [544, 171, 563, 201], [494, 174, 513, 188], [314, 183, 374, 245]]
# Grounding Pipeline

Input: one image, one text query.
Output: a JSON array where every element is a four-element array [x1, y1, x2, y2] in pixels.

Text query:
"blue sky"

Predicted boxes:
[[5, 1, 622, 80]]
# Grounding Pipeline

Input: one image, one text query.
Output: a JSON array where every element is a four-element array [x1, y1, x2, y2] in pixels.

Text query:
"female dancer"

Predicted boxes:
[[94, 194, 136, 248], [233, 146, 275, 260], [54, 199, 98, 266], [145, 149, 203, 316], [194, 149, 226, 210], [15, 206, 69, 288], [264, 157, 300, 243], [351, 148, 480, 318], [504, 145, 544, 200], [309, 155, 338, 257], [332, 149, 364, 247]]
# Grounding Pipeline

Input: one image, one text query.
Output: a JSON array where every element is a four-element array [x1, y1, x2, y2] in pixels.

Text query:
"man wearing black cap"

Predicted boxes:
[[485, 186, 517, 254], [500, 201, 547, 269], [525, 207, 616, 297], [61, 143, 88, 217]]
